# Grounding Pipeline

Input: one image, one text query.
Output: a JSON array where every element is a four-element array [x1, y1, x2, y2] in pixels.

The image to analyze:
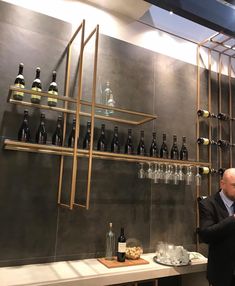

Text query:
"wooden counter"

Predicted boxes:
[[0, 253, 208, 286]]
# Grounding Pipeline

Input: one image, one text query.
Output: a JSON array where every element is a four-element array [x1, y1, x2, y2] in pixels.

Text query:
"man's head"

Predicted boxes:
[[220, 168, 235, 201]]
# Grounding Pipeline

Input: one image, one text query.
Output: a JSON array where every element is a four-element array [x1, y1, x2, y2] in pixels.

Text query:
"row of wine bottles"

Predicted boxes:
[[105, 223, 127, 262], [17, 110, 189, 159], [198, 167, 225, 175], [197, 109, 234, 121], [197, 137, 235, 148], [13, 63, 58, 107]]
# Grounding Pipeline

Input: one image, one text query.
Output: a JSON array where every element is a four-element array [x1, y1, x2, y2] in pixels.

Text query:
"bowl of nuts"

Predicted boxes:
[[126, 238, 143, 260]]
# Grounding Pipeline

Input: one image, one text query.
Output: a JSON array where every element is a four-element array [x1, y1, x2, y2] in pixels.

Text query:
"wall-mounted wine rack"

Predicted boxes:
[[196, 32, 235, 249], [4, 20, 210, 211]]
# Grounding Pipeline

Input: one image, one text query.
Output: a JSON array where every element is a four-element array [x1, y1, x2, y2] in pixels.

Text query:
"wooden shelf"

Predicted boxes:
[[3, 139, 210, 167], [8, 85, 157, 125]]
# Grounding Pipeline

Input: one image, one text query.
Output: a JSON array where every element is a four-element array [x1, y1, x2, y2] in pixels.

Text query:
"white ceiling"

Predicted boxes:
[[83, 0, 217, 43]]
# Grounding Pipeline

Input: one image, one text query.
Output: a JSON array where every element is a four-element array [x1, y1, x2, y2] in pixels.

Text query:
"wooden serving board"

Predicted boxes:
[[98, 257, 149, 268]]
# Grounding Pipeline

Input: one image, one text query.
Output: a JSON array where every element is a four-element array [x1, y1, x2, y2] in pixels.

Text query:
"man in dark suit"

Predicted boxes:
[[198, 168, 235, 286]]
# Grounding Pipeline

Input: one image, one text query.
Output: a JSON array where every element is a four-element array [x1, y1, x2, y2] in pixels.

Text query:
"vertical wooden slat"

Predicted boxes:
[[70, 20, 85, 209]]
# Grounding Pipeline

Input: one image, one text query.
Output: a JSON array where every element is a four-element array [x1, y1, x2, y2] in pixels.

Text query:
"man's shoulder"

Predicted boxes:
[[199, 191, 221, 207]]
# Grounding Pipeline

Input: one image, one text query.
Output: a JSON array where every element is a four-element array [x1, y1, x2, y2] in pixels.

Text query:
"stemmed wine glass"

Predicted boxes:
[[138, 163, 145, 179], [195, 166, 202, 186], [146, 163, 153, 179], [173, 164, 179, 185], [185, 166, 193, 185]]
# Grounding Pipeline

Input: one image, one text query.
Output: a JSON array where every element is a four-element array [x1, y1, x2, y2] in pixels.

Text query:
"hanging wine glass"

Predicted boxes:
[[178, 165, 185, 181], [195, 166, 202, 186], [146, 163, 153, 179], [138, 163, 145, 179], [173, 164, 179, 185], [153, 163, 159, 184], [185, 166, 193, 185]]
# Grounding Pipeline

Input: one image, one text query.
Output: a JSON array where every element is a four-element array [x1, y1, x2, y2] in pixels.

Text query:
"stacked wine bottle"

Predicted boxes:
[[13, 63, 58, 107]]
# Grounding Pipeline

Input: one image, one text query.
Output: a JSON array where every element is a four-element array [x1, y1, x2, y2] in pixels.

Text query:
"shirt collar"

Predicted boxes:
[[220, 189, 234, 208]]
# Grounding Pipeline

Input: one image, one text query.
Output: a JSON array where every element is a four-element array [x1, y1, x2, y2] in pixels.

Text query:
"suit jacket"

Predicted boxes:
[[198, 191, 235, 286]]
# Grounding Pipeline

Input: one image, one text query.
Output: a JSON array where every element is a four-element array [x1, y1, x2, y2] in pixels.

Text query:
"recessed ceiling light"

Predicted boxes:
[[169, 10, 173, 15]]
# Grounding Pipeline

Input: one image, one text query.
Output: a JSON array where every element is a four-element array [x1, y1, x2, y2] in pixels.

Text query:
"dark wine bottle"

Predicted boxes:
[[180, 136, 188, 160], [124, 129, 134, 155], [111, 126, 120, 153], [48, 71, 58, 107], [18, 109, 31, 142], [68, 118, 76, 148], [137, 130, 146, 156], [217, 112, 230, 121], [83, 121, 91, 149], [13, 63, 25, 101], [197, 137, 217, 145], [160, 133, 168, 159], [31, 67, 42, 104], [217, 139, 230, 149], [199, 167, 216, 175], [149, 132, 158, 157], [218, 168, 225, 176], [197, 109, 216, 118], [117, 227, 126, 262], [52, 116, 63, 146], [170, 135, 179, 160], [97, 124, 107, 151], [35, 113, 47, 144]]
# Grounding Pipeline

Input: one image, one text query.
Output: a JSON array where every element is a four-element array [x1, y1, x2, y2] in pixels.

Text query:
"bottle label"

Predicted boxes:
[[13, 83, 24, 99], [31, 87, 42, 101], [203, 138, 210, 145], [202, 110, 209, 118], [202, 167, 210, 174], [118, 242, 126, 253], [48, 90, 58, 103]]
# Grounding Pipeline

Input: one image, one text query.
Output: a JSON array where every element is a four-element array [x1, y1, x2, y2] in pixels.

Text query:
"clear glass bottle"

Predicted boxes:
[[105, 222, 115, 261], [48, 71, 58, 107], [18, 109, 31, 142], [103, 81, 115, 115], [31, 67, 42, 104], [13, 63, 25, 101], [111, 126, 120, 153], [35, 113, 47, 144]]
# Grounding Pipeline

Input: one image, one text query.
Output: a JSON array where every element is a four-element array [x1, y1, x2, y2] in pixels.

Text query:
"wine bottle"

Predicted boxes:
[[35, 113, 47, 144], [137, 130, 146, 156], [68, 118, 76, 148], [83, 121, 91, 149], [105, 222, 115, 261], [117, 227, 126, 262], [197, 137, 217, 145], [48, 71, 58, 107], [170, 135, 179, 160], [111, 126, 120, 153], [149, 132, 159, 157], [217, 139, 230, 149], [124, 129, 134, 155], [199, 167, 216, 175], [97, 124, 107, 151], [31, 67, 42, 104], [217, 112, 230, 121], [52, 116, 63, 146], [180, 136, 188, 160], [160, 133, 168, 159], [218, 168, 225, 176], [197, 109, 216, 118], [18, 109, 31, 142], [13, 63, 25, 101]]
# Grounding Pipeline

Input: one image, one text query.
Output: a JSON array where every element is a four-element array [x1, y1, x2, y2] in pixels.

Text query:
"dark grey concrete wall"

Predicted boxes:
[[0, 1, 234, 273]]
